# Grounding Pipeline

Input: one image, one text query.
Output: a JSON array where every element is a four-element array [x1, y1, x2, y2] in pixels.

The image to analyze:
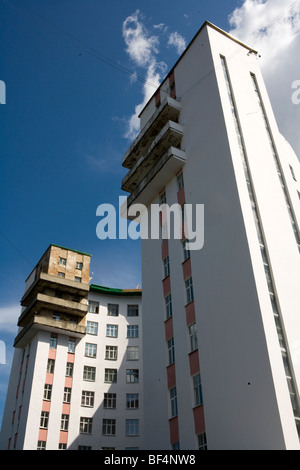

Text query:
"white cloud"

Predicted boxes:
[[228, 0, 300, 159], [0, 305, 20, 334], [168, 32, 187, 55]]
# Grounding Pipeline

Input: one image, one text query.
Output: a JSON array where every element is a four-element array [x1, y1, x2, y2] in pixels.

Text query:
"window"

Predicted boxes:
[[104, 393, 117, 409], [59, 443, 67, 450], [76, 261, 83, 270], [126, 393, 139, 409], [163, 256, 170, 278], [182, 239, 190, 261], [160, 191, 166, 205], [105, 345, 118, 361], [85, 343, 97, 358], [47, 359, 55, 374], [58, 272, 65, 278], [83, 366, 96, 382], [106, 324, 118, 338], [40, 411, 49, 429], [43, 384, 52, 401], [66, 362, 73, 377], [189, 323, 198, 352], [63, 387, 71, 403], [185, 277, 194, 304], [193, 373, 203, 406], [127, 346, 139, 361], [102, 419, 116, 436], [74, 276, 81, 283], [37, 440, 46, 450], [165, 294, 173, 319], [105, 368, 117, 383], [61, 414, 69, 431], [126, 369, 139, 383], [290, 165, 297, 181], [127, 325, 139, 338], [50, 334, 58, 349], [126, 419, 139, 436], [68, 339, 75, 354], [88, 301, 99, 314], [81, 391, 94, 407], [78, 445, 92, 450], [80, 417, 93, 434], [170, 387, 178, 417], [168, 338, 175, 365], [59, 257, 66, 266], [177, 172, 184, 190], [53, 314, 60, 321], [127, 304, 139, 317], [86, 321, 98, 335], [198, 432, 207, 450], [108, 303, 119, 316]]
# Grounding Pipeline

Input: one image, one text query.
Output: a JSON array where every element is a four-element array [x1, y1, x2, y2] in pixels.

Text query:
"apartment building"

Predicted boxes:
[[0, 244, 143, 450], [121, 21, 300, 450]]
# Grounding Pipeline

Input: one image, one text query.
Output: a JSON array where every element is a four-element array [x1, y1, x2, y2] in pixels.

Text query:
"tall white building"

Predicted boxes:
[[121, 21, 300, 450], [0, 244, 143, 450]]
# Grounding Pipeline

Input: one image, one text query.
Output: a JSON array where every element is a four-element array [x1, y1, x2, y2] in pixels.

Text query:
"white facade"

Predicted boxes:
[[0, 283, 143, 450], [122, 22, 300, 450]]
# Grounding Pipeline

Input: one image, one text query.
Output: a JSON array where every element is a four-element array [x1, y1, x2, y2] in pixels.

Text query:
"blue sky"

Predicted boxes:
[[1, 0, 299, 428]]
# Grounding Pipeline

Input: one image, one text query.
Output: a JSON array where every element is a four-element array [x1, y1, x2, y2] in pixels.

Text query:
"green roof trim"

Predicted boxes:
[[50, 244, 92, 257], [90, 284, 142, 296]]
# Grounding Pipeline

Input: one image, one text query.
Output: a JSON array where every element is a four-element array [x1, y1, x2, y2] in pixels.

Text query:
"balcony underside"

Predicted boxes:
[[14, 316, 86, 348], [121, 146, 186, 220], [122, 121, 184, 194], [122, 97, 181, 169]]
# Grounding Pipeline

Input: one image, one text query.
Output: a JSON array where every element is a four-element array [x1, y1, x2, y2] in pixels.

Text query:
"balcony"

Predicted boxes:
[[18, 292, 88, 327], [122, 96, 181, 169], [14, 315, 86, 348], [122, 121, 184, 194]]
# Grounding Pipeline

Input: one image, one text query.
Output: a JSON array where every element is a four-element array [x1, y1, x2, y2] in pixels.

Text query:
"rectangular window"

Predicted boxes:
[[76, 262, 83, 270], [168, 338, 175, 365], [177, 172, 184, 190], [83, 366, 96, 382], [59, 257, 66, 266], [170, 387, 178, 417], [68, 339, 76, 354], [182, 239, 190, 261], [61, 414, 69, 431], [165, 294, 173, 319], [58, 272, 65, 278], [37, 440, 46, 450], [66, 362, 73, 377], [104, 393, 117, 409], [80, 417, 93, 434], [81, 390, 95, 407], [74, 276, 81, 283], [50, 334, 58, 349], [160, 191, 166, 205], [43, 384, 52, 401], [126, 369, 139, 383], [63, 387, 71, 403], [126, 393, 139, 409], [126, 419, 139, 436], [78, 445, 92, 450], [163, 256, 170, 278], [105, 345, 118, 361], [107, 303, 119, 316], [127, 346, 139, 361], [185, 277, 194, 304], [193, 373, 203, 406], [88, 301, 99, 314], [86, 321, 98, 335], [59, 443, 67, 450], [40, 411, 49, 429], [127, 325, 139, 338], [47, 359, 55, 374], [198, 432, 207, 450], [105, 368, 117, 383], [102, 419, 116, 436], [85, 343, 97, 358], [188, 323, 198, 352], [106, 324, 118, 338], [127, 304, 139, 317], [53, 314, 60, 321]]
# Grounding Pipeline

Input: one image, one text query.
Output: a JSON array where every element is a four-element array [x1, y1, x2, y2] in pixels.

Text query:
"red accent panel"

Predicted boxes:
[[62, 403, 70, 415], [193, 406, 206, 434], [38, 428, 48, 441], [67, 353, 75, 363], [42, 400, 51, 412], [167, 363, 176, 389], [189, 350, 200, 376], [65, 376, 73, 388], [163, 276, 171, 297], [48, 348, 56, 360], [164, 317, 174, 341], [169, 416, 179, 444], [177, 187, 185, 206], [59, 431, 68, 444], [185, 301, 195, 325], [45, 373, 54, 385], [161, 240, 169, 259], [182, 257, 192, 281], [155, 90, 161, 107]]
